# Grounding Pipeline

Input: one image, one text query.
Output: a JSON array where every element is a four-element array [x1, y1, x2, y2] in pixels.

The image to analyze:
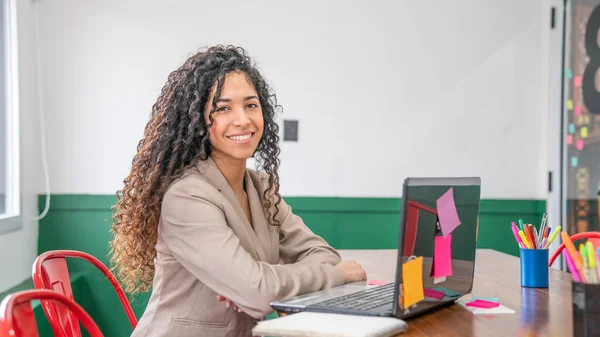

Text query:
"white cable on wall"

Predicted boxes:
[[31, 0, 49, 221]]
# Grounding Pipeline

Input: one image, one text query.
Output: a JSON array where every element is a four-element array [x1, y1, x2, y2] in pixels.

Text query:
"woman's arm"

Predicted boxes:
[[277, 197, 342, 266], [160, 181, 345, 319]]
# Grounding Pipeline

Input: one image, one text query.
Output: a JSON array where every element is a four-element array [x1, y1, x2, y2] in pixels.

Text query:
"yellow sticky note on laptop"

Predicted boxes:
[[402, 256, 424, 308]]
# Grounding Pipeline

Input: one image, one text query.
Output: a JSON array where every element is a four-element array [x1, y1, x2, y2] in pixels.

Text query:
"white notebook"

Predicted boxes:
[[252, 312, 408, 337]]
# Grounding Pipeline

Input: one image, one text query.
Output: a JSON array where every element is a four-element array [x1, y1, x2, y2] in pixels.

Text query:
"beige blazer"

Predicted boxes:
[[131, 157, 344, 337]]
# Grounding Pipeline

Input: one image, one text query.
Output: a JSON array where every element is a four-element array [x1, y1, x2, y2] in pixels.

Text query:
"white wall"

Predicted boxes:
[[38, 0, 549, 199], [0, 0, 41, 292]]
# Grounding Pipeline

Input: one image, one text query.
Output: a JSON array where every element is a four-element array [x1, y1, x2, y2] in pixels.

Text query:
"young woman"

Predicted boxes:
[[110, 45, 367, 337]]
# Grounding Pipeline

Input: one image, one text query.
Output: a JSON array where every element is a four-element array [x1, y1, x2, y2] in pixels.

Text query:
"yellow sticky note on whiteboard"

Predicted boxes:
[[402, 256, 424, 308], [581, 127, 588, 138], [567, 99, 573, 110]]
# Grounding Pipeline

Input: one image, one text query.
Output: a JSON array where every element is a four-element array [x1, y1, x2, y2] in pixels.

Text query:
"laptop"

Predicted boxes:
[[270, 177, 481, 319]]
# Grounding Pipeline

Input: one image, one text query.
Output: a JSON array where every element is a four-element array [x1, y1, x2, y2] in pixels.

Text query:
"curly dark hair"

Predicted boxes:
[[109, 45, 282, 294]]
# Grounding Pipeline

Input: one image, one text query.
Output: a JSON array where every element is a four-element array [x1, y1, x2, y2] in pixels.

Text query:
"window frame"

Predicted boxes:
[[0, 0, 21, 234]]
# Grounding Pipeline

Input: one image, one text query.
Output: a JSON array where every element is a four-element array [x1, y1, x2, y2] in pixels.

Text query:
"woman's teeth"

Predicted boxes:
[[228, 134, 252, 141]]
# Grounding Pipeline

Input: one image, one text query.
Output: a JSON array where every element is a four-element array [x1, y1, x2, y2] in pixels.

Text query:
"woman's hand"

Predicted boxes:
[[335, 260, 367, 283], [217, 295, 243, 313]]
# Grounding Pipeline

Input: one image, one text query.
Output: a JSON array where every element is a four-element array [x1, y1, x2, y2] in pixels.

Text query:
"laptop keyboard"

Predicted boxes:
[[311, 283, 395, 311]]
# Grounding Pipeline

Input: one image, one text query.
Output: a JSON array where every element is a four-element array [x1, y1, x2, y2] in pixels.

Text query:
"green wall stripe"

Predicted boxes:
[[39, 195, 546, 215]]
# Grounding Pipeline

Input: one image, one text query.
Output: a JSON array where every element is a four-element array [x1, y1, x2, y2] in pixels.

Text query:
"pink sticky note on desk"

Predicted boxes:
[[424, 288, 445, 300], [466, 299, 500, 309], [431, 235, 453, 278], [366, 280, 388, 286], [436, 188, 461, 236]]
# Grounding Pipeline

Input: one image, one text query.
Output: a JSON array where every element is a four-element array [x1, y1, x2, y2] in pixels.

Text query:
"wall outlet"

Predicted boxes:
[[283, 120, 298, 142]]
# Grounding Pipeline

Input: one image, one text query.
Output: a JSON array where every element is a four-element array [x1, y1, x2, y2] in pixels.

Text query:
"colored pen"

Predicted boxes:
[[519, 230, 530, 249], [511, 223, 524, 248], [586, 241, 597, 284], [562, 231, 587, 283], [596, 248, 600, 285], [545, 226, 560, 249], [565, 249, 583, 282], [524, 226, 533, 249], [580, 244, 594, 284], [518, 219, 524, 231], [528, 225, 537, 249], [538, 213, 547, 244]]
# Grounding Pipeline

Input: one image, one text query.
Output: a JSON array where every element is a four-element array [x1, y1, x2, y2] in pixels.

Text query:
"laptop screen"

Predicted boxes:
[[394, 177, 481, 318]]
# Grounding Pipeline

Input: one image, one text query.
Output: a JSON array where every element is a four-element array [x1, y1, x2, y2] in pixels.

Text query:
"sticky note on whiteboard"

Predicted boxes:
[[581, 127, 589, 138], [574, 76, 582, 87], [569, 123, 575, 134], [567, 134, 573, 145], [572, 156, 578, 167], [436, 188, 461, 237], [567, 99, 574, 110], [577, 139, 584, 151]]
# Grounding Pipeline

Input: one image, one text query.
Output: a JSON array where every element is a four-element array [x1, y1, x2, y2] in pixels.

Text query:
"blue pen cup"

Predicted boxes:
[[519, 248, 549, 288]]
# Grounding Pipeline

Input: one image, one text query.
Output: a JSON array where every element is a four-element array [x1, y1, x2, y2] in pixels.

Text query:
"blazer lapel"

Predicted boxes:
[[197, 158, 268, 261], [245, 171, 272, 261]]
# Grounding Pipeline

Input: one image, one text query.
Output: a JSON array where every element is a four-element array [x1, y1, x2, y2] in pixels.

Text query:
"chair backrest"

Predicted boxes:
[[32, 250, 137, 337], [0, 290, 103, 337]]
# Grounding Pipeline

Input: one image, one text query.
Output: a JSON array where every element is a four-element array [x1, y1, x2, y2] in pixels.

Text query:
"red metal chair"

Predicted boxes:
[[0, 289, 103, 337], [404, 201, 438, 256], [32, 250, 137, 337]]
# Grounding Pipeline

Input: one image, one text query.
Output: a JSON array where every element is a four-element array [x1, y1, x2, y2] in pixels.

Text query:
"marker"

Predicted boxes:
[[596, 248, 600, 285], [519, 230, 530, 249], [527, 225, 537, 249], [562, 231, 587, 283], [511, 223, 524, 248], [524, 226, 534, 249], [545, 226, 560, 249], [538, 213, 547, 244], [586, 241, 597, 284], [565, 249, 583, 282], [518, 219, 524, 231]]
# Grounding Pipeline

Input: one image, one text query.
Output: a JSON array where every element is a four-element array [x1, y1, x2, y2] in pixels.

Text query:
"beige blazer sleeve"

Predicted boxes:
[[159, 180, 345, 319], [277, 197, 342, 266]]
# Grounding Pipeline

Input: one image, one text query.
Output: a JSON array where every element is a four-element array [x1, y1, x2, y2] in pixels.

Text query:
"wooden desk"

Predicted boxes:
[[339, 249, 573, 337]]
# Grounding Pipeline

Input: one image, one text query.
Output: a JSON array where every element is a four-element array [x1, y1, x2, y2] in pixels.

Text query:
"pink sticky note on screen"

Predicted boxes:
[[567, 134, 573, 145], [466, 299, 500, 309], [431, 235, 453, 278], [436, 188, 461, 236], [366, 280, 388, 286], [424, 288, 445, 300], [577, 139, 584, 151], [574, 76, 582, 87], [575, 105, 582, 116]]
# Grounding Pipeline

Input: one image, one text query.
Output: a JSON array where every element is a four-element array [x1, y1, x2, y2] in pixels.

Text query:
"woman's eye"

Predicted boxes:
[[247, 103, 258, 109], [216, 106, 230, 112]]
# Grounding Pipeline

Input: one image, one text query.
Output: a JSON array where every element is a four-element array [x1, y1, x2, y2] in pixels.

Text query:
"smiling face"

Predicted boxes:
[[205, 71, 264, 163]]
